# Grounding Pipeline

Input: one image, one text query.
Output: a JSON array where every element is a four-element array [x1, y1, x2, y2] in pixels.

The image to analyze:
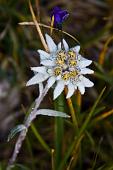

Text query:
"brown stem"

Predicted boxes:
[[6, 85, 49, 170]]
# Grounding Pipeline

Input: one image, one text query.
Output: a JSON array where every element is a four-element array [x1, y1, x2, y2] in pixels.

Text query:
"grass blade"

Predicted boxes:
[[78, 87, 106, 137], [31, 124, 51, 154], [58, 87, 106, 170]]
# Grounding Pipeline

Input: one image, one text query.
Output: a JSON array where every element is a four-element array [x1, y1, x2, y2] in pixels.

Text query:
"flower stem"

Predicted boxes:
[[6, 85, 49, 170], [7, 2, 50, 170], [54, 93, 65, 170]]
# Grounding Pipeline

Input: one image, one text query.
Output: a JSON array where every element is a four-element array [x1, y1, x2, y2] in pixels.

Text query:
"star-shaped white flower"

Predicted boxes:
[[26, 34, 94, 100]]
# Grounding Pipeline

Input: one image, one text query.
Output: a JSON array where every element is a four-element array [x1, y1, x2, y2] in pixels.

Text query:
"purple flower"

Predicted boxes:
[[51, 6, 69, 29]]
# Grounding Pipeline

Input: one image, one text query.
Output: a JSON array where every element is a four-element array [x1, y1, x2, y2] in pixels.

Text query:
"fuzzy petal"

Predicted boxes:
[[77, 55, 92, 66], [82, 76, 94, 87], [45, 34, 57, 52], [77, 81, 85, 95], [41, 59, 55, 66], [66, 83, 75, 98], [47, 76, 56, 88], [38, 50, 50, 60], [54, 80, 65, 100], [80, 68, 94, 74], [31, 66, 47, 74], [63, 39, 69, 51], [78, 59, 92, 68], [26, 73, 49, 86], [56, 75, 61, 80], [71, 45, 80, 53], [58, 42, 61, 50]]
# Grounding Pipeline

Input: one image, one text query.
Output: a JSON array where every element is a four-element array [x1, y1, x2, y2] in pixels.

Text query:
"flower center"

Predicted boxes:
[[57, 50, 67, 59], [54, 67, 62, 76], [62, 72, 70, 81], [56, 58, 65, 66], [54, 50, 78, 81], [68, 50, 76, 58], [69, 70, 78, 78], [68, 59, 77, 66], [56, 51, 66, 66]]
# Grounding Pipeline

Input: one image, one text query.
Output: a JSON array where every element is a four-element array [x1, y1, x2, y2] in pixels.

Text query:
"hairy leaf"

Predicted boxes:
[[36, 109, 70, 118], [7, 124, 27, 142]]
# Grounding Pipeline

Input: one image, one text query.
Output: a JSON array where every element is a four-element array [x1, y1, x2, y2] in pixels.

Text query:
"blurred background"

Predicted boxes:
[[0, 0, 113, 169]]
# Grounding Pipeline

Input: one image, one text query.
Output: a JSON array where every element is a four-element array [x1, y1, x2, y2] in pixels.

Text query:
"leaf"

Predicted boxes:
[[94, 61, 105, 73], [94, 71, 112, 84], [11, 163, 30, 170], [98, 36, 113, 65], [36, 109, 70, 118], [78, 87, 106, 137], [93, 106, 106, 116], [7, 124, 27, 142], [96, 165, 106, 170]]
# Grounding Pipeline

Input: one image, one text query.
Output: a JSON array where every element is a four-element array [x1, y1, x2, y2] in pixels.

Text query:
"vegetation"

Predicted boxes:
[[0, 0, 113, 169]]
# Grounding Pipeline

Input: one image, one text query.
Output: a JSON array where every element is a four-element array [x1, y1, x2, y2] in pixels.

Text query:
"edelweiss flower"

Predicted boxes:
[[26, 34, 94, 100]]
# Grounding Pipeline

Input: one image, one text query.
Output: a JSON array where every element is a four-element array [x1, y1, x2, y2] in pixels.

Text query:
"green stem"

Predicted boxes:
[[54, 93, 65, 170]]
